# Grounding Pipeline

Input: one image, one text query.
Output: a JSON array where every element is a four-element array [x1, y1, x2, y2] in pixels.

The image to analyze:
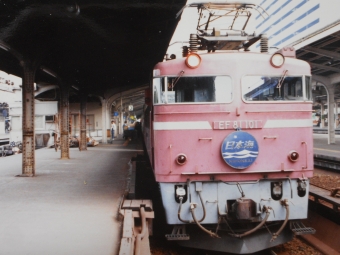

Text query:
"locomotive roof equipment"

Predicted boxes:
[[177, 1, 269, 54]]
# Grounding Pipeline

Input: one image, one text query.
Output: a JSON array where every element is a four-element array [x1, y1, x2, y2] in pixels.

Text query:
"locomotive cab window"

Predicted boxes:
[[153, 76, 232, 104], [242, 75, 312, 102]]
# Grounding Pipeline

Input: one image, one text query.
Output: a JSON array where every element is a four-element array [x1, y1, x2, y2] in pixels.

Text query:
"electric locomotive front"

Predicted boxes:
[[144, 48, 315, 254]]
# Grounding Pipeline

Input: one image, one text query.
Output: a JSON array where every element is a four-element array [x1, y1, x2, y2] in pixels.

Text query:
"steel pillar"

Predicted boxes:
[[106, 104, 111, 137], [79, 92, 87, 151], [120, 97, 124, 135], [320, 103, 325, 128], [335, 101, 339, 128], [21, 64, 36, 176], [120, 112, 124, 136], [101, 98, 108, 144], [313, 76, 336, 144], [60, 86, 70, 159], [327, 85, 336, 144]]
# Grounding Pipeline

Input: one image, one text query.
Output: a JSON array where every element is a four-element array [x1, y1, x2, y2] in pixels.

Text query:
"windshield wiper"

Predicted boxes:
[[277, 69, 288, 97], [171, 70, 185, 90]]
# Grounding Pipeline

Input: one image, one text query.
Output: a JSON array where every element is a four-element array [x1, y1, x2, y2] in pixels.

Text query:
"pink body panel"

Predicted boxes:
[[150, 52, 313, 183]]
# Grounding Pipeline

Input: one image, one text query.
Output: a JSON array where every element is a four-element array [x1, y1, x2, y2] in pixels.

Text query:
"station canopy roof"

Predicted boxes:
[[297, 30, 340, 102], [0, 0, 186, 100]]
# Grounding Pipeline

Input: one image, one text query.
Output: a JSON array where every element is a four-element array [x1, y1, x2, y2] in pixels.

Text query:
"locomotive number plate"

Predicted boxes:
[[213, 120, 262, 130]]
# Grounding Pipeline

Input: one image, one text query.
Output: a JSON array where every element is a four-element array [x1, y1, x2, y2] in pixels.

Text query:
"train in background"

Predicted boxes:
[[142, 2, 315, 254]]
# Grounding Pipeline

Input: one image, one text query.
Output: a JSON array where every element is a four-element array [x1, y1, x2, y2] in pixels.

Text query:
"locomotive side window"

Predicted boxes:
[[242, 76, 311, 102], [305, 76, 312, 100], [153, 78, 162, 104], [153, 76, 232, 104]]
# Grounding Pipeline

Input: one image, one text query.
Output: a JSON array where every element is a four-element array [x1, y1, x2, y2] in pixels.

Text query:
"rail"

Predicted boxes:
[[314, 154, 340, 171], [309, 185, 340, 213]]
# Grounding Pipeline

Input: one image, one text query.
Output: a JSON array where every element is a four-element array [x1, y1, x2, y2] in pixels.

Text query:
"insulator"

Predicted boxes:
[[260, 34, 268, 53], [189, 34, 199, 53], [182, 46, 189, 57]]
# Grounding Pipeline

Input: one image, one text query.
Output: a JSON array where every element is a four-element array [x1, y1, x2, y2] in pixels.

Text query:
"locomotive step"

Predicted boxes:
[[290, 221, 316, 235], [165, 234, 190, 241], [166, 225, 190, 241]]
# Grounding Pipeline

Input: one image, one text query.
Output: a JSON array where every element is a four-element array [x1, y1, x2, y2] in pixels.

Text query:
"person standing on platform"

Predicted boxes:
[[111, 120, 116, 140], [123, 121, 128, 139]]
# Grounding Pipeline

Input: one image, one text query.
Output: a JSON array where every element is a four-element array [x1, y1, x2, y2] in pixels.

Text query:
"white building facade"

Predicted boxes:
[[254, 0, 340, 50]]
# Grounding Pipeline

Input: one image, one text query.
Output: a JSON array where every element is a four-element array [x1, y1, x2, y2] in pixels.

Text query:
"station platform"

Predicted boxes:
[[314, 133, 340, 158], [0, 137, 143, 255]]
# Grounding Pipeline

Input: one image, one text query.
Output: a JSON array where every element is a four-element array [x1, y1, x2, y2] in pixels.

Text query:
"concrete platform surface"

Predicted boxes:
[[313, 133, 340, 160], [0, 139, 143, 255]]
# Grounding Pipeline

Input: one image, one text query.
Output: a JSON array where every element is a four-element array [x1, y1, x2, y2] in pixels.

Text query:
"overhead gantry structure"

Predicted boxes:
[[296, 29, 340, 144], [0, 0, 186, 176]]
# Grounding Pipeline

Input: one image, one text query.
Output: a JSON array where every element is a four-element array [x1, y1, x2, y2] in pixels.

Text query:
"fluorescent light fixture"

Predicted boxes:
[[41, 67, 57, 78], [0, 42, 10, 52]]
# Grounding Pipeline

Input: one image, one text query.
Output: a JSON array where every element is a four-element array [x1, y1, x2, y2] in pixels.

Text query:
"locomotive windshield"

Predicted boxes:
[[242, 75, 312, 102], [153, 76, 232, 104]]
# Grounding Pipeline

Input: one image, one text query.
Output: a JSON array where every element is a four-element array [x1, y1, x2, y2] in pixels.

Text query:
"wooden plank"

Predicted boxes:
[[119, 238, 134, 255], [122, 199, 133, 209], [119, 210, 134, 255], [131, 200, 142, 209], [122, 210, 133, 238], [121, 199, 153, 212], [142, 200, 153, 211], [132, 211, 155, 219]]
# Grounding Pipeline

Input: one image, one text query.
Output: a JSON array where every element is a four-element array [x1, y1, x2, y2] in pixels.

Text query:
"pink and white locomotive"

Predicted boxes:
[[143, 2, 315, 254]]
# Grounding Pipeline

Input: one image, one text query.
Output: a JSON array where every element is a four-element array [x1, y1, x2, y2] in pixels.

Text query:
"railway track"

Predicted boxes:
[[304, 167, 340, 255], [314, 154, 340, 171], [118, 157, 340, 255], [310, 166, 340, 225]]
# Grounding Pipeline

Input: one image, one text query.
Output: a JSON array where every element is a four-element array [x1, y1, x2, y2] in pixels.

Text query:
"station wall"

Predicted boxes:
[[69, 102, 103, 137]]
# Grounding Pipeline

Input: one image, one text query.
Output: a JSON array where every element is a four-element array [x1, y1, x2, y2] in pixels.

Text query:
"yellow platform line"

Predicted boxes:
[[314, 148, 339, 153]]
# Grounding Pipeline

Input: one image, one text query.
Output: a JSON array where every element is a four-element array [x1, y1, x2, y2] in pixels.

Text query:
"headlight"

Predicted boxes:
[[288, 150, 299, 162], [185, 53, 201, 69], [270, 53, 285, 68], [273, 184, 282, 195], [271, 181, 283, 200], [176, 154, 187, 165]]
